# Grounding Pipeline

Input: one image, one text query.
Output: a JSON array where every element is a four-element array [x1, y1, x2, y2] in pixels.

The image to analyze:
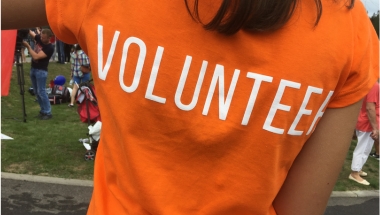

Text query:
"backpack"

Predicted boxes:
[[51, 85, 71, 103], [48, 94, 63, 105]]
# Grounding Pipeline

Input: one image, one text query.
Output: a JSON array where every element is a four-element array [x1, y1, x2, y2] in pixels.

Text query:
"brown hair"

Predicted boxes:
[[41, 28, 53, 38], [185, 0, 355, 35]]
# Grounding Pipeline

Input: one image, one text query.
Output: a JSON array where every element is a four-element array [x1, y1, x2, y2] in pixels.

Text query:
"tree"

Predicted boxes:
[[369, 11, 379, 38]]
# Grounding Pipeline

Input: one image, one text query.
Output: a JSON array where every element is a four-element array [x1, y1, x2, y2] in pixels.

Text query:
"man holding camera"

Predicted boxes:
[[23, 28, 54, 120]]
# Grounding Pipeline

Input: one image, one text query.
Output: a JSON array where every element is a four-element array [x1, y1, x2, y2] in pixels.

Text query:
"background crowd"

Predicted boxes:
[[20, 26, 91, 120]]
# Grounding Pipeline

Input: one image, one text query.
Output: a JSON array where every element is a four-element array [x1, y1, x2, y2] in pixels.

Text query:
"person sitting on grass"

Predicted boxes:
[[68, 44, 91, 107]]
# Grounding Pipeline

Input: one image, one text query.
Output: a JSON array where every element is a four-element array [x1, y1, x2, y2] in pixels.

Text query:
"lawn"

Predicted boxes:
[[1, 61, 94, 180], [1, 62, 379, 189], [334, 137, 379, 191]]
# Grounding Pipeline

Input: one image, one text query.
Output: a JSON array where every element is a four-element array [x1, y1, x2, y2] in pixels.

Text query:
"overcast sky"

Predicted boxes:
[[362, 0, 379, 16]]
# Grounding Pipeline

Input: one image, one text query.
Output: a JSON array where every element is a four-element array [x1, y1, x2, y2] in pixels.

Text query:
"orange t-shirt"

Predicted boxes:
[[46, 0, 378, 214], [356, 82, 379, 132]]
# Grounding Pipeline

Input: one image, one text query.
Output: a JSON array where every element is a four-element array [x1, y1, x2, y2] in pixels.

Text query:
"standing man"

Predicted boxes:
[[64, 43, 73, 63], [56, 37, 65, 64], [23, 28, 54, 120], [349, 82, 379, 185], [49, 34, 57, 62]]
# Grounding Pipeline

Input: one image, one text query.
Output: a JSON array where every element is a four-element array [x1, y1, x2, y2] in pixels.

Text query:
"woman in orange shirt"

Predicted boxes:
[[2, 0, 378, 214]]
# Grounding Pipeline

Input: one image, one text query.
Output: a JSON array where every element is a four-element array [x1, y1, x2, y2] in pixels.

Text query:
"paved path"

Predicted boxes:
[[1, 173, 379, 215], [2, 178, 91, 215], [326, 197, 379, 215]]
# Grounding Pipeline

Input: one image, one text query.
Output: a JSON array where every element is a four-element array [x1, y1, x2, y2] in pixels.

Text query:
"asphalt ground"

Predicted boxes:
[[1, 172, 379, 215]]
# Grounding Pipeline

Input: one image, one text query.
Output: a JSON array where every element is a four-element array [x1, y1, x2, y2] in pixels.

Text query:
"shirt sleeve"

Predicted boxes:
[[70, 60, 74, 73], [45, 0, 92, 45], [34, 34, 41, 44], [327, 1, 379, 108], [83, 54, 91, 66], [42, 45, 54, 58]]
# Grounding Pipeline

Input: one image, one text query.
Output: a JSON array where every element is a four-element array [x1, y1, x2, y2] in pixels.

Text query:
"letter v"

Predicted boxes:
[[98, 25, 120, 80]]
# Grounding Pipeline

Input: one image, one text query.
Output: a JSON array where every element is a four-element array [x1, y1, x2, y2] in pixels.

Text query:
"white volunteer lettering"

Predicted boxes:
[[119, 37, 147, 93], [98, 25, 120, 80], [241, 72, 273, 125], [263, 79, 301, 134], [145, 46, 166, 103], [288, 86, 323, 135], [175, 56, 208, 111], [306, 90, 334, 135], [95, 26, 336, 133], [202, 65, 240, 120]]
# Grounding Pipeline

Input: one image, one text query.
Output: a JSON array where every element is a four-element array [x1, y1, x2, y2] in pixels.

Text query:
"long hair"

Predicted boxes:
[[184, 0, 355, 35]]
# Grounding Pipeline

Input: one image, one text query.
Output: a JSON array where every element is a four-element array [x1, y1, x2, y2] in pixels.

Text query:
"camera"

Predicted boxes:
[[15, 29, 29, 50]]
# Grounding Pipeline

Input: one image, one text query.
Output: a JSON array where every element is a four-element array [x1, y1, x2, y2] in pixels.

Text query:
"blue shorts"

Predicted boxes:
[[73, 73, 91, 85]]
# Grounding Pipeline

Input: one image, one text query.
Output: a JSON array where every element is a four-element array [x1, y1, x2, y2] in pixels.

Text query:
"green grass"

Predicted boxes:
[[334, 139, 379, 191], [1, 62, 94, 180], [1, 63, 379, 189]]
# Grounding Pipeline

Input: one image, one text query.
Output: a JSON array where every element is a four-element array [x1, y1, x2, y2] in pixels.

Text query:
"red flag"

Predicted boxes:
[[1, 30, 17, 96]]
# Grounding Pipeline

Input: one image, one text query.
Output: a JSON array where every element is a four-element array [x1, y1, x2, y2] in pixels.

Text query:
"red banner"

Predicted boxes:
[[1, 30, 17, 96]]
